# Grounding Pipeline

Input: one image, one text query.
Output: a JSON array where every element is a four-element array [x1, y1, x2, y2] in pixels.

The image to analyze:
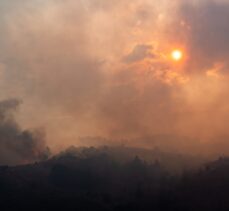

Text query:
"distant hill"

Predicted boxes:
[[56, 145, 204, 173]]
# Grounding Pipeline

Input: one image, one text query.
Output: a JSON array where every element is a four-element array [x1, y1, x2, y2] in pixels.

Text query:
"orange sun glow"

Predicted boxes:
[[171, 49, 183, 61]]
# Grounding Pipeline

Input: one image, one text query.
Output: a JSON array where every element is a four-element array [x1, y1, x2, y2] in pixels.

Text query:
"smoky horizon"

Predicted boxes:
[[0, 0, 229, 164]]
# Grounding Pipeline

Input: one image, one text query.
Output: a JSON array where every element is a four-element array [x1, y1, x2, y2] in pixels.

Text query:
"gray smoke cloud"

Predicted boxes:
[[0, 99, 50, 165], [123, 44, 155, 63], [184, 1, 229, 54]]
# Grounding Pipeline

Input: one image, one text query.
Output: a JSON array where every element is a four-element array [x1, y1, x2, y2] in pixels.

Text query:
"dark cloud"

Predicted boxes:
[[0, 99, 50, 165]]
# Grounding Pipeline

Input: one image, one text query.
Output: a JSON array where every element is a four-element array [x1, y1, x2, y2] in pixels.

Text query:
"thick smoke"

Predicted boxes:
[[0, 0, 229, 155], [0, 99, 49, 165]]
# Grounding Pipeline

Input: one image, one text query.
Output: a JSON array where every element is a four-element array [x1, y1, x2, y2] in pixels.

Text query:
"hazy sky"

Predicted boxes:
[[1, 0, 229, 154]]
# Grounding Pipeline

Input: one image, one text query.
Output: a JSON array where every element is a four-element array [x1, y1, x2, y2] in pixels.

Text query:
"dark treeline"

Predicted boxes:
[[0, 146, 228, 211]]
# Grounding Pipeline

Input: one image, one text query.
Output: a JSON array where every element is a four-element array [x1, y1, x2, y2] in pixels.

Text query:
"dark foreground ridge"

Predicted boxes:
[[0, 146, 228, 211]]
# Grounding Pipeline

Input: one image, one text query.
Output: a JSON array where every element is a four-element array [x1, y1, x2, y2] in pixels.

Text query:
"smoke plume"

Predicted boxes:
[[0, 99, 49, 165]]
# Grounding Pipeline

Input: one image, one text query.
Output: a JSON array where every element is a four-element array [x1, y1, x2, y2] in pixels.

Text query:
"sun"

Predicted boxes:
[[171, 49, 183, 61]]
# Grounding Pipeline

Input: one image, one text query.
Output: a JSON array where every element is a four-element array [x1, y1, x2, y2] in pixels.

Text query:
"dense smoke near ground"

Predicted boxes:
[[0, 99, 49, 165], [0, 0, 229, 155]]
